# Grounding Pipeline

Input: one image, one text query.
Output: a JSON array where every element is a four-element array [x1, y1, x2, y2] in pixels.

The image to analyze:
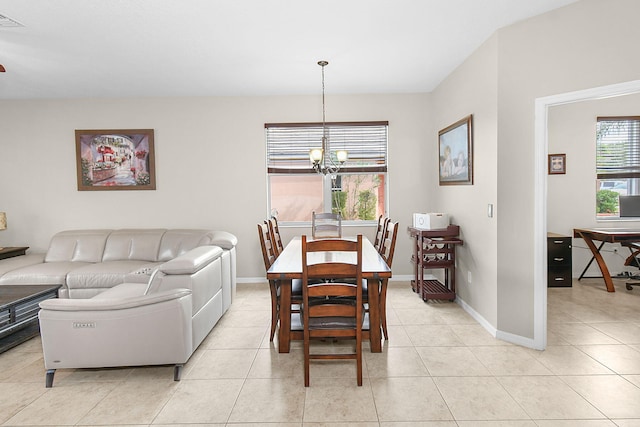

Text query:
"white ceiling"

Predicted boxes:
[[0, 0, 578, 100]]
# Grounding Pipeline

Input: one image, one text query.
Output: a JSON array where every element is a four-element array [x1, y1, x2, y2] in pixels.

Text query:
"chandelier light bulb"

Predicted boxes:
[[310, 148, 323, 163], [336, 150, 348, 163]]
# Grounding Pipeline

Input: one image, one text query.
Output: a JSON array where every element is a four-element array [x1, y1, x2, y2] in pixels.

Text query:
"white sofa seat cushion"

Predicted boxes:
[[0, 261, 91, 286], [65, 260, 160, 291], [0, 253, 45, 280]]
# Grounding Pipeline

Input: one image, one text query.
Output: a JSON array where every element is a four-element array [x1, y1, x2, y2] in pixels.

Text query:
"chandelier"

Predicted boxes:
[[310, 60, 347, 175]]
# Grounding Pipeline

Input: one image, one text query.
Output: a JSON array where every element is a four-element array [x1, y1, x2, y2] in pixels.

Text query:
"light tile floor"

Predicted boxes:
[[2, 278, 640, 426]]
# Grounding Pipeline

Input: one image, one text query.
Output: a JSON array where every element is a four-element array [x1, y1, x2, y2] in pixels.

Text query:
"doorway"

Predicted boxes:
[[533, 79, 640, 350]]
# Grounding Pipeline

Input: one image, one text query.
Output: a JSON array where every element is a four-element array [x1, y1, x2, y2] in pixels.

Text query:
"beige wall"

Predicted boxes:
[[495, 0, 640, 338], [430, 34, 499, 326], [0, 94, 430, 280]]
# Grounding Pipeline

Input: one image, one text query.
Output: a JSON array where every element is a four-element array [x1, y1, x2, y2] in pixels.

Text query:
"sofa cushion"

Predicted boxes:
[[95, 282, 148, 299], [102, 229, 165, 262], [0, 253, 45, 277], [44, 230, 111, 263], [0, 261, 91, 286], [157, 229, 216, 261], [66, 260, 155, 290]]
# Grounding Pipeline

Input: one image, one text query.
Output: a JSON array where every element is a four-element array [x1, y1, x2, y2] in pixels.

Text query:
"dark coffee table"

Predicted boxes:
[[0, 247, 29, 261], [0, 285, 61, 353]]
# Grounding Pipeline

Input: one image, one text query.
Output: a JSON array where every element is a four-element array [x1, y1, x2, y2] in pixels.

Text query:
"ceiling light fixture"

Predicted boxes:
[[310, 60, 347, 175]]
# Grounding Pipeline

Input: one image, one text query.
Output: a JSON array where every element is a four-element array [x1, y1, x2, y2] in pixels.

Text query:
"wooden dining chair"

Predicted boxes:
[[373, 215, 389, 253], [378, 220, 398, 340], [301, 234, 364, 387], [267, 216, 284, 256], [258, 221, 303, 341], [257, 222, 281, 341], [311, 211, 342, 239]]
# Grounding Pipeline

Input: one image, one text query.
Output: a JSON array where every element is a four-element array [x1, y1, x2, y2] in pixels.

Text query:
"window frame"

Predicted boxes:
[[265, 121, 389, 225], [596, 116, 640, 220]]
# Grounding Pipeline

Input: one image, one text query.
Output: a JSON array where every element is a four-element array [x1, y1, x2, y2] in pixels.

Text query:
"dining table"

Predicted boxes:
[[267, 235, 392, 353]]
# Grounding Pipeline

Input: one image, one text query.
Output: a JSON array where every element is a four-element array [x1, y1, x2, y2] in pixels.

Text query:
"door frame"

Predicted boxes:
[[533, 79, 640, 350]]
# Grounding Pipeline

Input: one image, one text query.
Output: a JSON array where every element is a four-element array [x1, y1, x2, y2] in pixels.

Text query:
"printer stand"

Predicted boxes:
[[408, 225, 463, 302]]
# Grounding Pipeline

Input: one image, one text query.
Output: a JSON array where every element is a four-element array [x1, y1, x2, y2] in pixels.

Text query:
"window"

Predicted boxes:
[[266, 121, 388, 223], [596, 116, 640, 218]]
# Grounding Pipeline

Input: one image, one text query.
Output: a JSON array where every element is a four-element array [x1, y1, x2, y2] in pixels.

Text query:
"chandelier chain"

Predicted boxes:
[[311, 60, 346, 175]]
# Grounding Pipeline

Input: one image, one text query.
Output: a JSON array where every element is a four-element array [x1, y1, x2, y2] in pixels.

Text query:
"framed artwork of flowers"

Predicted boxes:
[[75, 129, 156, 191]]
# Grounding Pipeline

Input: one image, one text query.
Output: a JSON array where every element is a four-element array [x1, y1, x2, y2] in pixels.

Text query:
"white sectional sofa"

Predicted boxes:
[[0, 228, 237, 386]]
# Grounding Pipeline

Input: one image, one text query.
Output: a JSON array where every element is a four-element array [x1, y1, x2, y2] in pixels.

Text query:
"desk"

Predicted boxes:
[[267, 236, 391, 353], [573, 228, 640, 292]]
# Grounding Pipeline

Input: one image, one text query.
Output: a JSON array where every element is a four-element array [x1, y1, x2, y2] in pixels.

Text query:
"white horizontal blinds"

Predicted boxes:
[[266, 121, 388, 174], [597, 117, 640, 179], [266, 124, 324, 173]]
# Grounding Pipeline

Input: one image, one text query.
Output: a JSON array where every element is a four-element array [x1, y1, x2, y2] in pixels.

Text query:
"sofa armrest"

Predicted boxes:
[[210, 231, 238, 250], [39, 288, 191, 311], [159, 245, 223, 275], [38, 285, 193, 373]]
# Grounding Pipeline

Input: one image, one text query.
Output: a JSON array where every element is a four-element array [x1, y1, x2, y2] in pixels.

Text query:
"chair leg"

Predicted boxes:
[[380, 279, 389, 340], [269, 280, 279, 341], [45, 369, 56, 388], [356, 327, 363, 386], [304, 332, 310, 387]]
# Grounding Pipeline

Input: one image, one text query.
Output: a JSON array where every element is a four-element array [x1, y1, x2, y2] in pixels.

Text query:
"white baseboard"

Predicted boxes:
[[496, 329, 539, 349], [237, 277, 268, 284], [388, 274, 413, 282], [455, 296, 497, 337], [456, 295, 537, 349]]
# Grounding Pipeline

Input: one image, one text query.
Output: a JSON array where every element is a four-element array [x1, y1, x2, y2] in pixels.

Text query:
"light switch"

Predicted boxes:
[[487, 204, 494, 218]]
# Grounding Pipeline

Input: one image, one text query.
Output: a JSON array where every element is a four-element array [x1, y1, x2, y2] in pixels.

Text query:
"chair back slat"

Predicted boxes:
[[307, 262, 357, 279], [312, 211, 342, 239], [380, 221, 399, 267], [267, 217, 284, 256], [309, 304, 356, 318], [373, 215, 389, 252], [257, 222, 277, 270], [307, 282, 358, 297]]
